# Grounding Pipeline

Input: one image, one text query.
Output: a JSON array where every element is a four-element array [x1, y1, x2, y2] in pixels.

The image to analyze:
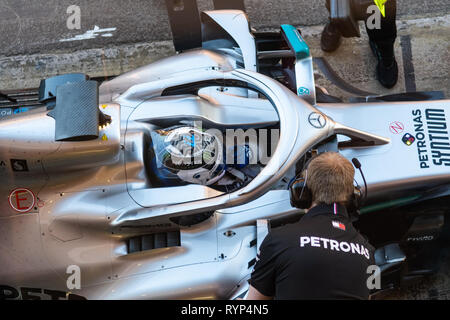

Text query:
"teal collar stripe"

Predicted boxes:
[[280, 24, 311, 60]]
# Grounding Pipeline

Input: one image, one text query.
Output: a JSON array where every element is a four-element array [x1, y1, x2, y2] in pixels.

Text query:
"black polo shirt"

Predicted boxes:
[[249, 203, 375, 300]]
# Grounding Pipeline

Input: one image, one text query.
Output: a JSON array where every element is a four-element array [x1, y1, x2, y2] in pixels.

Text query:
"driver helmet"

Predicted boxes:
[[152, 126, 225, 185]]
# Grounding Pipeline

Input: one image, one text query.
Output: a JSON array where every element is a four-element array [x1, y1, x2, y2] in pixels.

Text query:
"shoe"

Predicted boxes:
[[321, 22, 342, 52], [369, 40, 398, 88]]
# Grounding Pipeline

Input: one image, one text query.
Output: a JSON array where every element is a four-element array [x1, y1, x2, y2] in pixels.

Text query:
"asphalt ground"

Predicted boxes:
[[0, 0, 449, 57]]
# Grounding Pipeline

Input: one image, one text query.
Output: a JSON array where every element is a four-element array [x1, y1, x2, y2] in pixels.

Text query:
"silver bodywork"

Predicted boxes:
[[1, 10, 449, 300]]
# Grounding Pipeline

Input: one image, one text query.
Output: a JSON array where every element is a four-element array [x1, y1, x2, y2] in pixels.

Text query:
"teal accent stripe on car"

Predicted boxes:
[[280, 24, 311, 60]]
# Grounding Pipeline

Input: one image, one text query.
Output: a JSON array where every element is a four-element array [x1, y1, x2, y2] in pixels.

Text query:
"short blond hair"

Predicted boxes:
[[305, 152, 355, 205]]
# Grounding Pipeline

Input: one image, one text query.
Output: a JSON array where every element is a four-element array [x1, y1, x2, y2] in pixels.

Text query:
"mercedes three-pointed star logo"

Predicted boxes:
[[308, 112, 326, 129]]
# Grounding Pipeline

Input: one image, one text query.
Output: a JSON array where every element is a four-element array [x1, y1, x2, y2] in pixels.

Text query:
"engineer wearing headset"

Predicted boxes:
[[245, 152, 375, 300]]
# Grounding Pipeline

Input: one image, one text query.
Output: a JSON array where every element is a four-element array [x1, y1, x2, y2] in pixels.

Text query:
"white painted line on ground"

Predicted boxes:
[[59, 26, 117, 42]]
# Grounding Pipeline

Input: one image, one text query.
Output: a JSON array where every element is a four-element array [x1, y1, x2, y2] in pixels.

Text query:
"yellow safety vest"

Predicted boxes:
[[373, 0, 387, 17]]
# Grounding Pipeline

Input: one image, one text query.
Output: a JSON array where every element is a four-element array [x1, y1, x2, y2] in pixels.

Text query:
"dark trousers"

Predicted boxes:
[[326, 0, 397, 56], [365, 0, 397, 56]]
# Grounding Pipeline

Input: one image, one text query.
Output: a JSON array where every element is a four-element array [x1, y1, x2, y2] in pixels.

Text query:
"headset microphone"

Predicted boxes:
[[351, 158, 368, 205]]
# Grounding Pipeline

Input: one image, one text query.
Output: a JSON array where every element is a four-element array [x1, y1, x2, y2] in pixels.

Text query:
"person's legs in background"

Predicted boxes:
[[366, 0, 398, 88], [321, 0, 343, 52], [321, 0, 398, 88]]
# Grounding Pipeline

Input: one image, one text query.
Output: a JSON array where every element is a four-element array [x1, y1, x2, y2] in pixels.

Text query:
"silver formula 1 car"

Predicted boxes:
[[0, 8, 449, 300]]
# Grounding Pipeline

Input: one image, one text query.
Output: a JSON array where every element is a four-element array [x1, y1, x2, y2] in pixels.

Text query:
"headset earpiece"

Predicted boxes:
[[354, 185, 362, 209], [289, 176, 312, 209], [289, 156, 314, 210], [347, 185, 363, 214]]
